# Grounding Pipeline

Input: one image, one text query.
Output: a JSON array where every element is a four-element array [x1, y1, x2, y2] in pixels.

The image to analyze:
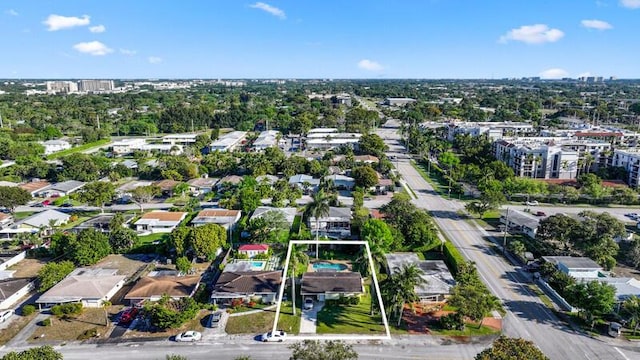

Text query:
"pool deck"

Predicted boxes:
[[307, 260, 352, 273]]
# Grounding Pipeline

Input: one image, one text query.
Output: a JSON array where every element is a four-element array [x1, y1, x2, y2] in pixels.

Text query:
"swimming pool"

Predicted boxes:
[[312, 262, 347, 272], [250, 261, 266, 270]]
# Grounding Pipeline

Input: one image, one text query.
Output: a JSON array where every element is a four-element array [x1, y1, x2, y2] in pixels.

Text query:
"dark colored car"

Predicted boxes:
[[119, 307, 139, 324], [59, 203, 73, 208], [534, 211, 546, 217]]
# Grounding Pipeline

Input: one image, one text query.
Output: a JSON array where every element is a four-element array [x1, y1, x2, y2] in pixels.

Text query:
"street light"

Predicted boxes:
[[501, 208, 510, 254]]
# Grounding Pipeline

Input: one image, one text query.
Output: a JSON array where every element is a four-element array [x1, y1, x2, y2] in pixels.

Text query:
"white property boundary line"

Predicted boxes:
[[272, 240, 391, 340]]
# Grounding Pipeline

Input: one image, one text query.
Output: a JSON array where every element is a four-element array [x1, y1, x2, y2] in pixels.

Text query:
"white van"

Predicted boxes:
[[0, 309, 14, 323]]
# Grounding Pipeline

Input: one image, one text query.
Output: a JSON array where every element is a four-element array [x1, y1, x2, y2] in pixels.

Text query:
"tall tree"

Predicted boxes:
[[624, 295, 640, 335], [0, 186, 32, 213], [475, 336, 549, 360], [37, 260, 75, 292], [76, 181, 115, 213], [305, 190, 331, 259]]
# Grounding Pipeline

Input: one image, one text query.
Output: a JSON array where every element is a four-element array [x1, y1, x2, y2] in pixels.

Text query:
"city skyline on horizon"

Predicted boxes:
[[2, 0, 640, 79]]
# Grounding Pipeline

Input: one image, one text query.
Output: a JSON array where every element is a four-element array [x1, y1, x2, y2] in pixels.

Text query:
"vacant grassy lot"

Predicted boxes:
[[46, 139, 110, 160], [29, 309, 110, 342], [8, 258, 47, 278], [316, 290, 389, 335], [94, 254, 153, 277], [225, 302, 301, 335]]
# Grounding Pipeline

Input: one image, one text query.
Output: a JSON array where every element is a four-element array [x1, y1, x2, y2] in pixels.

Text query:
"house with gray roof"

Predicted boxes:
[[288, 174, 320, 192], [385, 253, 455, 302], [308, 207, 352, 239], [500, 209, 540, 239], [300, 272, 364, 301], [37, 180, 86, 197], [250, 206, 297, 227], [542, 256, 603, 279], [0, 278, 35, 309], [36, 268, 126, 308], [19, 209, 70, 230], [324, 175, 355, 190]]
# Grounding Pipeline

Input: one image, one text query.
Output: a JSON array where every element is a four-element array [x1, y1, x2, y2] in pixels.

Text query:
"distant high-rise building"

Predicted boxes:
[[78, 80, 114, 92], [46, 81, 78, 94]]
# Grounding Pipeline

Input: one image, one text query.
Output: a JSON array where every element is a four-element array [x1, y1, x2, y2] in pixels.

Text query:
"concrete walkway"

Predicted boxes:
[[299, 300, 323, 334], [6, 312, 50, 347]]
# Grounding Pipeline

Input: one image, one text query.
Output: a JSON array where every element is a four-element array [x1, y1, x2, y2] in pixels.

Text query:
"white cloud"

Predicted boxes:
[[539, 68, 569, 79], [89, 25, 106, 33], [148, 56, 163, 64], [620, 0, 640, 8], [249, 2, 286, 19], [581, 19, 613, 30], [499, 24, 564, 44], [357, 59, 384, 72], [72, 41, 113, 56], [119, 48, 137, 56], [5, 9, 18, 16], [43, 14, 90, 31]]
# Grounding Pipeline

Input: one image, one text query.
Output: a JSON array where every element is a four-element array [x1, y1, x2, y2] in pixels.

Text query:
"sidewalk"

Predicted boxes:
[[6, 312, 50, 348]]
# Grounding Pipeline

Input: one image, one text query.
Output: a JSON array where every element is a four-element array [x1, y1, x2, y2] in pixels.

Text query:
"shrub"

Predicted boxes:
[[231, 298, 244, 309], [439, 312, 465, 330], [77, 328, 99, 340], [51, 303, 83, 318], [443, 241, 465, 276], [22, 304, 36, 316], [41, 318, 52, 327]]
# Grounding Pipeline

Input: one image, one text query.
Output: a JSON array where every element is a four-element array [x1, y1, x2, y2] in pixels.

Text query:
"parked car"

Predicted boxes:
[[525, 200, 539, 206], [534, 211, 546, 217], [32, 203, 44, 208], [41, 200, 51, 206], [118, 307, 139, 324], [59, 203, 73, 208], [261, 330, 287, 342], [625, 213, 639, 219], [0, 309, 14, 323], [175, 330, 202, 342], [303, 298, 314, 310], [210, 311, 222, 328]]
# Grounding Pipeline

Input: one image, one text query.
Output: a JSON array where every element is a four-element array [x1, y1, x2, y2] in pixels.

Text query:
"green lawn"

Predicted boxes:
[[13, 212, 35, 220], [428, 323, 500, 336], [46, 139, 111, 160], [61, 216, 90, 229], [527, 284, 555, 310], [316, 289, 391, 335], [225, 301, 301, 335], [137, 233, 169, 245]]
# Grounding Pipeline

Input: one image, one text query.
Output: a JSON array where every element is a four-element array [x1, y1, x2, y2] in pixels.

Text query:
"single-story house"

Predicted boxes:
[[191, 209, 241, 229], [375, 178, 394, 195], [36, 268, 126, 309], [0, 278, 35, 310], [354, 155, 379, 164], [210, 270, 282, 304], [500, 209, 540, 239], [308, 207, 352, 239], [135, 211, 187, 233], [300, 272, 364, 301], [385, 253, 455, 302], [36, 180, 85, 197], [0, 213, 14, 229], [238, 244, 270, 258], [72, 214, 134, 234], [598, 277, 640, 303], [256, 175, 280, 186], [19, 180, 51, 197], [324, 175, 355, 190], [124, 274, 201, 305], [542, 256, 603, 279], [120, 159, 139, 169], [216, 175, 244, 191], [154, 179, 181, 197], [288, 174, 320, 192], [40, 139, 71, 155], [187, 177, 219, 196], [249, 206, 297, 228], [19, 209, 70, 230]]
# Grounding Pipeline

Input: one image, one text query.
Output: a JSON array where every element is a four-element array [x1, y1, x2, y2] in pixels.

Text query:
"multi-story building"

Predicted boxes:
[[446, 121, 536, 141], [383, 97, 416, 106], [305, 128, 361, 150], [161, 133, 198, 146], [111, 138, 147, 155], [611, 149, 640, 188], [78, 80, 114, 93], [45, 81, 78, 94], [493, 137, 609, 179]]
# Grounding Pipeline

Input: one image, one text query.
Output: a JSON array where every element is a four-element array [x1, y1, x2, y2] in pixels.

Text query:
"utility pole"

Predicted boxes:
[[0, 111, 3, 128], [503, 208, 509, 254]]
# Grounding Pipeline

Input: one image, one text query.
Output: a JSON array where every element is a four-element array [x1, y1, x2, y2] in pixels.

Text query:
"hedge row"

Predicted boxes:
[[443, 241, 466, 277]]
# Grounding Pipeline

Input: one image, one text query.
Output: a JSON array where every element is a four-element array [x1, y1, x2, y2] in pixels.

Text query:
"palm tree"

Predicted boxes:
[[287, 245, 309, 316], [624, 296, 640, 335], [305, 190, 330, 259], [102, 300, 112, 326], [383, 264, 426, 327]]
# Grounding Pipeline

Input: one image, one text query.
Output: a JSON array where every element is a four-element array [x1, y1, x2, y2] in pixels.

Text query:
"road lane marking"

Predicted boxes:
[[615, 347, 630, 360]]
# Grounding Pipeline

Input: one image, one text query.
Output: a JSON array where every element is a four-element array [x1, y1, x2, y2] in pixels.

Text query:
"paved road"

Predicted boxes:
[[378, 120, 638, 360], [503, 204, 640, 224]]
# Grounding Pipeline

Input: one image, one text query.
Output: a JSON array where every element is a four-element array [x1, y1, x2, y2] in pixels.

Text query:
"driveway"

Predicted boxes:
[[6, 312, 50, 347], [299, 300, 323, 334]]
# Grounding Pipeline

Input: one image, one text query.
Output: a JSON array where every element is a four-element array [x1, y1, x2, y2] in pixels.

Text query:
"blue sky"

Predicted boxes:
[[1, 0, 639, 79]]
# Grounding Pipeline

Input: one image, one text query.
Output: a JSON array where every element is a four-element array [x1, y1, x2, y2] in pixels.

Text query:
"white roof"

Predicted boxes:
[[37, 268, 125, 304], [22, 210, 70, 228], [250, 206, 297, 226]]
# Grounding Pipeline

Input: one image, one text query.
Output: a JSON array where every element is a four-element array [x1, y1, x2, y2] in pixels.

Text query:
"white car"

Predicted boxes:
[[261, 330, 287, 342], [525, 200, 539, 206], [175, 330, 202, 342], [0, 309, 14, 323], [303, 298, 314, 310]]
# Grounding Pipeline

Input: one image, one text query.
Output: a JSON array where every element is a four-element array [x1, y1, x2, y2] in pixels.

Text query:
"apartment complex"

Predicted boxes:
[[45, 81, 78, 94], [446, 121, 536, 141], [78, 80, 114, 92], [208, 131, 248, 152], [305, 128, 361, 150]]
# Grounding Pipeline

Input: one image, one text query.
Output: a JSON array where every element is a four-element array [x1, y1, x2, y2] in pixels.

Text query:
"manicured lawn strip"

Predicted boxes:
[[61, 216, 90, 230], [46, 139, 110, 160], [137, 233, 169, 245], [13, 212, 35, 220], [316, 288, 393, 335], [429, 323, 499, 336], [527, 284, 555, 310], [229, 303, 272, 314], [411, 160, 448, 196], [224, 302, 300, 335]]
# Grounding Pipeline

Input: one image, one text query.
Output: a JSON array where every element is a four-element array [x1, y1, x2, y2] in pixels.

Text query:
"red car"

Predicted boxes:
[[41, 200, 51, 206], [119, 307, 139, 324]]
